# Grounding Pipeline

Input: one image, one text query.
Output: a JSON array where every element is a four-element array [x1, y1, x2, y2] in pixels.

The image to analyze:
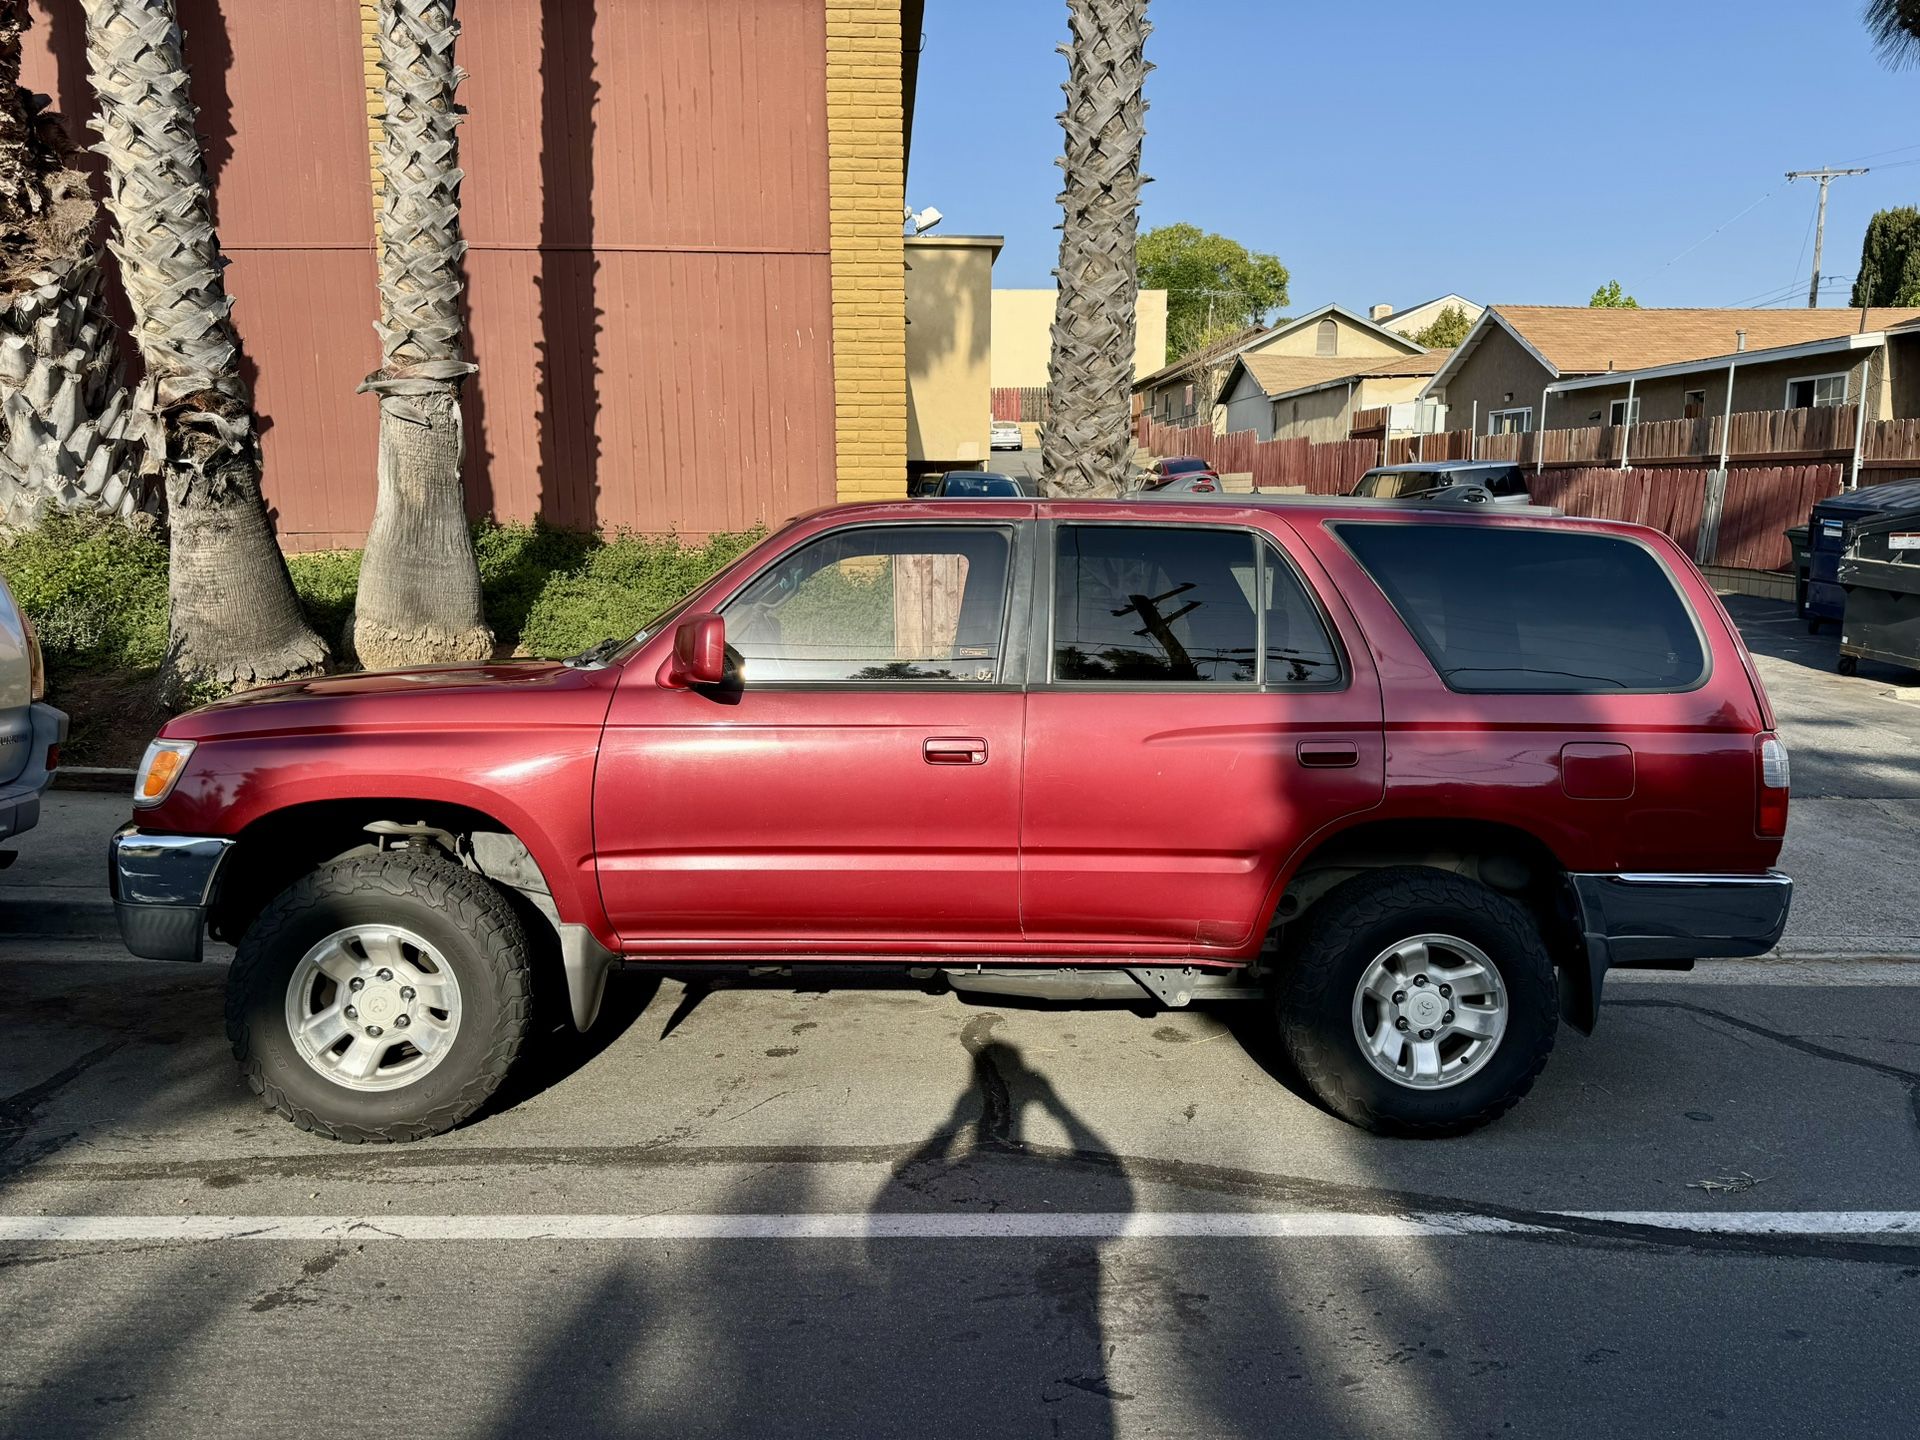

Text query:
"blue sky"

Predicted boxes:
[[908, 0, 1920, 313]]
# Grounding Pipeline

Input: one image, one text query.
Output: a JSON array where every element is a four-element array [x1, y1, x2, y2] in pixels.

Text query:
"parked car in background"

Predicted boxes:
[[920, 471, 1039, 498], [1353, 460, 1532, 505], [1132, 470, 1221, 497], [1147, 456, 1217, 482], [990, 420, 1023, 451], [0, 573, 66, 855], [112, 494, 1790, 1142]]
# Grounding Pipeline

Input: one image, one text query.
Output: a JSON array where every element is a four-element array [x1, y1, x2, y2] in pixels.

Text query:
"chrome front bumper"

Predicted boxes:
[[107, 825, 234, 962]]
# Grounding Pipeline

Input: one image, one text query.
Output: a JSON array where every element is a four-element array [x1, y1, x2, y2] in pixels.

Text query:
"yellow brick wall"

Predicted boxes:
[[824, 3, 908, 501], [359, 2, 384, 224]]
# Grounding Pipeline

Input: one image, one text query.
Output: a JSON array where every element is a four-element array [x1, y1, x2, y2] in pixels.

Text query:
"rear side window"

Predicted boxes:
[[1335, 523, 1706, 693], [1052, 525, 1340, 686]]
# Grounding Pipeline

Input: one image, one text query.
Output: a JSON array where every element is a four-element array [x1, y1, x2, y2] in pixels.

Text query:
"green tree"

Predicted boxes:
[[1850, 206, 1920, 306], [1040, 0, 1150, 499], [1588, 280, 1640, 309], [1138, 222, 1289, 361], [1411, 303, 1472, 349]]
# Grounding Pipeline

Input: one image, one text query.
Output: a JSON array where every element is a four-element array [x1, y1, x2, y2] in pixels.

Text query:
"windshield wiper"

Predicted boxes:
[[565, 636, 626, 669], [1440, 665, 1630, 689]]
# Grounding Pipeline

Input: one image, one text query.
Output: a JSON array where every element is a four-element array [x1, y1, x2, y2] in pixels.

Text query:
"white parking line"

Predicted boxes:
[[0, 1212, 1915, 1243]]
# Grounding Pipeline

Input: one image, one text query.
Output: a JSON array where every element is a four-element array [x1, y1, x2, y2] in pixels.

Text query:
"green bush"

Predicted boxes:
[[517, 529, 761, 657], [285, 548, 362, 645], [0, 514, 762, 683], [0, 513, 169, 676]]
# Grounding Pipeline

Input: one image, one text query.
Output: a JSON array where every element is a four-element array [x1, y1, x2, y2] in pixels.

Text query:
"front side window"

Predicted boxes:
[[1336, 522, 1706, 693], [723, 526, 1011, 683], [1052, 525, 1339, 686]]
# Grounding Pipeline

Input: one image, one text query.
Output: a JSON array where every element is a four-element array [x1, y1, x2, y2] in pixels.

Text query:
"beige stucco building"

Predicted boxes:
[[989, 287, 1169, 389], [906, 234, 1004, 477]]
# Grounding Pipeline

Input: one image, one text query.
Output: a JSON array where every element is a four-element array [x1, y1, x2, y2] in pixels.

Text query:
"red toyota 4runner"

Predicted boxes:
[[109, 498, 1792, 1140]]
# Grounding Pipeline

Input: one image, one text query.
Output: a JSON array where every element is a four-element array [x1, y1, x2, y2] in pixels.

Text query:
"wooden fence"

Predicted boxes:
[[1135, 417, 1377, 494], [991, 387, 1049, 424], [1135, 413, 1843, 572]]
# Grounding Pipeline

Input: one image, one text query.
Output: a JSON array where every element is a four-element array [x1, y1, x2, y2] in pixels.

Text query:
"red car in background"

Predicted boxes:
[[111, 495, 1791, 1142], [1136, 455, 1220, 494]]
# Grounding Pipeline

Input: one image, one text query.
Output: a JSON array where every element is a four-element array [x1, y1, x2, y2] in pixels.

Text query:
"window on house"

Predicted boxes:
[[723, 526, 1012, 684], [1184, 382, 1195, 408], [1486, 407, 1532, 435], [1608, 397, 1642, 427], [1683, 389, 1707, 420], [1315, 318, 1338, 356], [1786, 373, 1849, 409]]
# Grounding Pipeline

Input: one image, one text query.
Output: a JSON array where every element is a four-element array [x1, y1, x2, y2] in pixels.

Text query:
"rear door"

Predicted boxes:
[[1019, 516, 1385, 954]]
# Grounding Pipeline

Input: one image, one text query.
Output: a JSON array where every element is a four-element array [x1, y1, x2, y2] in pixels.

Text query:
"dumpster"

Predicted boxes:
[[1836, 490, 1920, 676], [1785, 524, 1811, 623], [1806, 478, 1920, 631]]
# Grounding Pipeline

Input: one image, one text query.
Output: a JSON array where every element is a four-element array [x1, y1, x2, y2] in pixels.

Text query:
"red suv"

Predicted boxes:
[[110, 498, 1791, 1140]]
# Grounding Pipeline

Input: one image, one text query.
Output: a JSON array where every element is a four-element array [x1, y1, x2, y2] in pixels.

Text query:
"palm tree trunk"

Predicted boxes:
[[352, 0, 490, 669], [1039, 0, 1150, 499], [79, 0, 327, 690], [0, 0, 144, 530]]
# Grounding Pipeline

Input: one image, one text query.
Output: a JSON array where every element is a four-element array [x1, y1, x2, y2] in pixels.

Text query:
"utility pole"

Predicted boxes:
[[1787, 167, 1870, 306]]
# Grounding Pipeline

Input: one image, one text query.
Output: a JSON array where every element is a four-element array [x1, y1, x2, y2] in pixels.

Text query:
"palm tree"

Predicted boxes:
[[1039, 0, 1150, 499], [352, 0, 491, 669], [79, 0, 327, 690], [1866, 1, 1920, 64], [0, 0, 142, 530]]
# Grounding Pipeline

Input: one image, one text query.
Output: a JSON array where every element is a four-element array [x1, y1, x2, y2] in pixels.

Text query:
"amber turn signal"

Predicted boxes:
[[133, 739, 197, 808]]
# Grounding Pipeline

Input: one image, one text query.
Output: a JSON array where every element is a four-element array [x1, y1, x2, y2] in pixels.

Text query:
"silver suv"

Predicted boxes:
[[0, 573, 65, 852]]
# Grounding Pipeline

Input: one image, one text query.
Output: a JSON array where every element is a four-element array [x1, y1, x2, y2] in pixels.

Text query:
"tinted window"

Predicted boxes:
[[1053, 526, 1340, 687], [1337, 523, 1705, 693], [724, 526, 1010, 683], [942, 473, 1020, 497], [1263, 549, 1342, 684], [1484, 467, 1528, 497], [1163, 458, 1210, 475]]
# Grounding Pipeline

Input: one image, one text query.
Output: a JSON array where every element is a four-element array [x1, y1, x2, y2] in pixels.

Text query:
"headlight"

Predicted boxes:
[[134, 738, 197, 808]]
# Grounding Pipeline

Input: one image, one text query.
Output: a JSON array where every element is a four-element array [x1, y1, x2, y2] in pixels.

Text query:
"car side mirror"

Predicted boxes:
[[661, 613, 727, 688]]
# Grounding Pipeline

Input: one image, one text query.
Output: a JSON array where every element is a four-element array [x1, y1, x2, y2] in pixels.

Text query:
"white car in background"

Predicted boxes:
[[0, 573, 65, 856], [990, 419, 1023, 451]]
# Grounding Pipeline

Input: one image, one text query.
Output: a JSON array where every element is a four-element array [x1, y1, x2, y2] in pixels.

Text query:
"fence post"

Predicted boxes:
[[1697, 466, 1728, 566]]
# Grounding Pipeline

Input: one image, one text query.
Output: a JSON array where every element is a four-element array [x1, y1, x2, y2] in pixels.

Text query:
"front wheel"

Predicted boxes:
[[1275, 867, 1558, 1136], [225, 853, 533, 1142]]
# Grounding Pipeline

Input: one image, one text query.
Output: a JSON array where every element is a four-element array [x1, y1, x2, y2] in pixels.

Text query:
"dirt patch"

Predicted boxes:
[[48, 667, 167, 768]]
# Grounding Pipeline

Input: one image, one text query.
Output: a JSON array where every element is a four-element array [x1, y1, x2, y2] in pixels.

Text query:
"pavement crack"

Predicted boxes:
[[0, 1041, 126, 1160]]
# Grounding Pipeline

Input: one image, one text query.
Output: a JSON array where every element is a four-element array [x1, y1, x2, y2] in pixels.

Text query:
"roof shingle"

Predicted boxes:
[[1492, 306, 1920, 374]]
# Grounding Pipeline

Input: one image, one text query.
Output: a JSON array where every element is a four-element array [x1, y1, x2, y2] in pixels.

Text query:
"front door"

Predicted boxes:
[[594, 521, 1026, 952], [1021, 518, 1385, 954]]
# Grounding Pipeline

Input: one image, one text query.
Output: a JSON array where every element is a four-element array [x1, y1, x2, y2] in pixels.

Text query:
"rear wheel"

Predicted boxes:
[[1275, 867, 1557, 1136], [226, 852, 532, 1142]]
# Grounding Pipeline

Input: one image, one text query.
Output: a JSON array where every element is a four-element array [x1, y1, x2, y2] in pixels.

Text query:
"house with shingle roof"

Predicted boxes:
[[1218, 348, 1453, 442], [1424, 306, 1920, 437], [1134, 303, 1423, 431]]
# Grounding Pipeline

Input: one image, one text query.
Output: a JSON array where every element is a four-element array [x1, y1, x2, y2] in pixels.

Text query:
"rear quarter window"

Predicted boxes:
[[1335, 523, 1708, 693]]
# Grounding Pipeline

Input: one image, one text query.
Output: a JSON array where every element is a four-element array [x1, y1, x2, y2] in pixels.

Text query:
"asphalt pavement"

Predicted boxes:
[[2, 596, 1918, 1438]]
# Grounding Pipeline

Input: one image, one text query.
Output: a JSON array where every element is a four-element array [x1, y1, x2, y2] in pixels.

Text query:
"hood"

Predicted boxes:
[[163, 659, 608, 741]]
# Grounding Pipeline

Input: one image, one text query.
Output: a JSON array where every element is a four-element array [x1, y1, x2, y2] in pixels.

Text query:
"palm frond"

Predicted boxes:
[[1865, 0, 1920, 68]]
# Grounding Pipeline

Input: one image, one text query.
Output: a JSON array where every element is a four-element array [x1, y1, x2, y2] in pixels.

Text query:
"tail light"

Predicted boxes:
[[1756, 733, 1790, 838], [21, 611, 45, 702], [1192, 480, 1216, 492]]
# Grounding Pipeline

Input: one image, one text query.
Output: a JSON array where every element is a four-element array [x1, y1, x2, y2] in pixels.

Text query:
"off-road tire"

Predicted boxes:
[[1275, 866, 1558, 1137], [226, 852, 532, 1142]]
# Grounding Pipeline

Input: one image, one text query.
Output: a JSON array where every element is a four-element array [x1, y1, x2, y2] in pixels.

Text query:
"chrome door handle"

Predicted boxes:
[[924, 737, 988, 765]]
